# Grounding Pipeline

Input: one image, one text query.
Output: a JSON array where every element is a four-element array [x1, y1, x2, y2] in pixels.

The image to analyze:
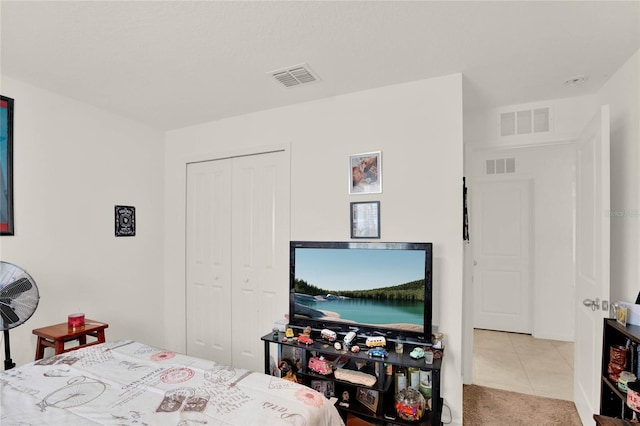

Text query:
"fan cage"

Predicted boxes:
[[0, 262, 40, 331]]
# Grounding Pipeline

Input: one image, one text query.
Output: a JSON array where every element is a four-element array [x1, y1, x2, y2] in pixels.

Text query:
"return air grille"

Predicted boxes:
[[486, 157, 516, 175], [500, 107, 550, 136], [269, 63, 320, 88]]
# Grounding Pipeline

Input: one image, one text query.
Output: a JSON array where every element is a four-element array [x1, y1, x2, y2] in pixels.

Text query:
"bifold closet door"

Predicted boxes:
[[230, 152, 289, 373], [186, 159, 233, 365], [186, 151, 289, 372]]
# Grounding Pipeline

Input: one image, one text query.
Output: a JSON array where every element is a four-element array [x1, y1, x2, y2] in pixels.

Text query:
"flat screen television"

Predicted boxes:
[[289, 241, 433, 342]]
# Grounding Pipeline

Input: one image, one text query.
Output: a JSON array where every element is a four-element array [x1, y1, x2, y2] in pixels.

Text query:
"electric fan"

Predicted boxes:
[[0, 261, 39, 370]]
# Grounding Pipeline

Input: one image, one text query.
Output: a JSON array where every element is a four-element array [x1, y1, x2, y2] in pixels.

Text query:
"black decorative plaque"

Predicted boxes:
[[115, 205, 135, 237]]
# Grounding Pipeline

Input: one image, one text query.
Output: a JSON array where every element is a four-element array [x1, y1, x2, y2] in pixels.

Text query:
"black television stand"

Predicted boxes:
[[261, 329, 443, 426]]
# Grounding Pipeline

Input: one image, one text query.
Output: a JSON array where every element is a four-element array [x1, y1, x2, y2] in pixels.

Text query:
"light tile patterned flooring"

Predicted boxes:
[[473, 329, 574, 401]]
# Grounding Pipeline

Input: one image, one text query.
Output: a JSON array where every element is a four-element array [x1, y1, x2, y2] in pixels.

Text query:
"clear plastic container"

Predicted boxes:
[[395, 388, 426, 421]]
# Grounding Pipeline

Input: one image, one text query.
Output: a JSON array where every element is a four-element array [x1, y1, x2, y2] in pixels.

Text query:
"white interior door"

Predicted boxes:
[[186, 160, 233, 364], [574, 105, 610, 424], [231, 152, 289, 372], [472, 179, 532, 334]]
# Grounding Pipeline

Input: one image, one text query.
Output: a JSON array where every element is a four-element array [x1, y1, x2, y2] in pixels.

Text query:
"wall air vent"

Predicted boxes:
[[269, 63, 320, 88], [500, 107, 551, 137], [486, 157, 516, 175]]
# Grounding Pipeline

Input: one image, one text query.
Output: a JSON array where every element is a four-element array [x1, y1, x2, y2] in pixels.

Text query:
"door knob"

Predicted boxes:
[[583, 298, 601, 311]]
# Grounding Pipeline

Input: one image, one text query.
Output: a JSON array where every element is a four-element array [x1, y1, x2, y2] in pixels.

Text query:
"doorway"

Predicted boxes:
[[465, 142, 578, 400]]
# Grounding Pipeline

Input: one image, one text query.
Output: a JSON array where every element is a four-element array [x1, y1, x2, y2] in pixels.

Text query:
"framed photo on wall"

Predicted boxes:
[[0, 95, 14, 235], [349, 151, 381, 195], [350, 201, 380, 239]]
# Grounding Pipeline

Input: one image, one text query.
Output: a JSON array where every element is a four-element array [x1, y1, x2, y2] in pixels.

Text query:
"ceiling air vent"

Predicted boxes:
[[269, 63, 320, 88]]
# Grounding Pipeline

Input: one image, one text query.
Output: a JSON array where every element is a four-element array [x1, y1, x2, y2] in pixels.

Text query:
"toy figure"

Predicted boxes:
[[279, 359, 298, 382], [339, 390, 350, 407]]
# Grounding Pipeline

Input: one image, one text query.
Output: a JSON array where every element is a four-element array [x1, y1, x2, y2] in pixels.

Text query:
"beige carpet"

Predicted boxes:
[[463, 384, 583, 426]]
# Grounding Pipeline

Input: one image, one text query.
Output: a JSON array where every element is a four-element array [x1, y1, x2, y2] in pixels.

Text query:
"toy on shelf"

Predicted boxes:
[[368, 347, 388, 358], [410, 347, 425, 359], [365, 336, 386, 348], [344, 331, 357, 345], [279, 359, 298, 382], [308, 356, 332, 375], [321, 329, 337, 342], [298, 334, 314, 345]]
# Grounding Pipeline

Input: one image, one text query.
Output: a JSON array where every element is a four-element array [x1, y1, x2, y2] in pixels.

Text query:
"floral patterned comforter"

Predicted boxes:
[[0, 340, 344, 426]]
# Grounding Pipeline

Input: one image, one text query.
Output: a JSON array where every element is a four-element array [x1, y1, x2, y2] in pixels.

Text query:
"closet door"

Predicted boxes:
[[186, 160, 233, 364], [186, 150, 289, 372], [231, 152, 289, 372]]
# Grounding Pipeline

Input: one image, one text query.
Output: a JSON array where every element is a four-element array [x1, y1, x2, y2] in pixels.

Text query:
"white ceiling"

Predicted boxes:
[[1, 1, 638, 131]]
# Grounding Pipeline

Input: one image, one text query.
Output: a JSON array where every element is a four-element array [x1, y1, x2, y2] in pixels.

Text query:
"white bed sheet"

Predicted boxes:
[[0, 340, 345, 426]]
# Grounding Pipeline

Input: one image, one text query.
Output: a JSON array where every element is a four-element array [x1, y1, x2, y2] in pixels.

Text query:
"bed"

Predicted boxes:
[[0, 340, 345, 425]]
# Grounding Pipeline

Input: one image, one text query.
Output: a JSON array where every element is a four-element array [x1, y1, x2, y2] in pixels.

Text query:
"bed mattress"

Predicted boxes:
[[0, 340, 344, 425]]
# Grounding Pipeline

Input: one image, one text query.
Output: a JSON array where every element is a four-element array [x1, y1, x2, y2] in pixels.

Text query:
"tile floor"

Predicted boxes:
[[473, 328, 574, 401]]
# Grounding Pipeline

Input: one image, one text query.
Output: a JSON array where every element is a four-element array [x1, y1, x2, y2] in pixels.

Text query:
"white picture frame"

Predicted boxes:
[[349, 151, 382, 195]]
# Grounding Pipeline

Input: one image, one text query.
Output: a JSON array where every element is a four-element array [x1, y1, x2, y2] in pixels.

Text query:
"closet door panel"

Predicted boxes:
[[231, 152, 289, 372], [186, 160, 233, 364]]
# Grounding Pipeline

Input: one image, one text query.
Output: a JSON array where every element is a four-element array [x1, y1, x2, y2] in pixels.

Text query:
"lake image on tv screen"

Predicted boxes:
[[294, 248, 426, 331]]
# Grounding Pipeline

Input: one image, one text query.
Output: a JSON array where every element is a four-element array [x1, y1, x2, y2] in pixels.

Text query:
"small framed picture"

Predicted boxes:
[[351, 201, 380, 239], [349, 151, 381, 195], [115, 205, 136, 237], [356, 387, 379, 412], [310, 380, 335, 399], [617, 303, 628, 327]]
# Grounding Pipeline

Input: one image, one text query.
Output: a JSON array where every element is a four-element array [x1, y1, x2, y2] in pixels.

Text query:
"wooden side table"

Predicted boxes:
[[32, 320, 109, 360]]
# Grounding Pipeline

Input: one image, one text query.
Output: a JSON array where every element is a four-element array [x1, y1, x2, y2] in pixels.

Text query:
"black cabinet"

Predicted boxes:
[[600, 318, 640, 419], [262, 330, 442, 425]]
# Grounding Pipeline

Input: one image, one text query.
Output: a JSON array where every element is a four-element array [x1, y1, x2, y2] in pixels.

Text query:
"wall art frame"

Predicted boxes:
[[350, 201, 380, 239], [355, 387, 379, 412], [115, 205, 136, 237], [349, 151, 381, 195], [0, 95, 14, 236]]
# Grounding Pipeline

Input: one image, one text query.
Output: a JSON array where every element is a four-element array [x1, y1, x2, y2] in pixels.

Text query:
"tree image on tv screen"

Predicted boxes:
[[294, 278, 424, 301]]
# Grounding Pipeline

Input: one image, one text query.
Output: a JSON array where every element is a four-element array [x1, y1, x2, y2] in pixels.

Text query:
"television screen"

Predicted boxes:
[[289, 241, 432, 341]]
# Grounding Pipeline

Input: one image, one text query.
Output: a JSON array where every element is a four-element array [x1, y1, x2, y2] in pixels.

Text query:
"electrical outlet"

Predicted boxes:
[[602, 300, 609, 311]]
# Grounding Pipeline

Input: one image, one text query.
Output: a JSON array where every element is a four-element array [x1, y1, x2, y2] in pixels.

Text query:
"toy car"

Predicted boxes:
[[308, 356, 332, 375], [321, 329, 337, 342], [365, 336, 386, 348], [368, 347, 389, 358], [298, 334, 314, 345], [409, 347, 425, 359], [344, 331, 357, 345]]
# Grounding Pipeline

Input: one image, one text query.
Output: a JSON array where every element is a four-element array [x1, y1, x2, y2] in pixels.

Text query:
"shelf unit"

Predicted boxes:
[[262, 330, 442, 426], [600, 318, 640, 419]]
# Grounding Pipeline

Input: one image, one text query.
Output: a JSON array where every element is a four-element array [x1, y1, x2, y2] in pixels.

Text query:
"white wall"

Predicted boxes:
[[165, 74, 465, 424], [0, 77, 165, 367], [465, 95, 597, 148], [596, 50, 640, 305]]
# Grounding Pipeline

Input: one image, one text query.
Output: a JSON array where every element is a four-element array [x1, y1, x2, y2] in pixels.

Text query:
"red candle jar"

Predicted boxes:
[[68, 313, 85, 328]]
